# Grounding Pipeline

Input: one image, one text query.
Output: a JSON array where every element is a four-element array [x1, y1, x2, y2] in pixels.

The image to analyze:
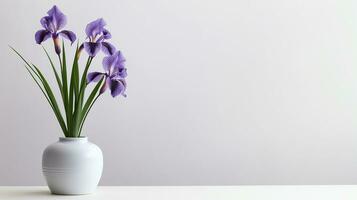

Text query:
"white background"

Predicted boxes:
[[1, 0, 357, 185]]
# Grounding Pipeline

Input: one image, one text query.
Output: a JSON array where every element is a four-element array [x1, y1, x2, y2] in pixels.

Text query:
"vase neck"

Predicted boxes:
[[59, 137, 88, 143]]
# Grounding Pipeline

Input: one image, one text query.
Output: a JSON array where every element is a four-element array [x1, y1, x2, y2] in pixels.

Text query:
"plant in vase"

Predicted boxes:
[[11, 5, 127, 195]]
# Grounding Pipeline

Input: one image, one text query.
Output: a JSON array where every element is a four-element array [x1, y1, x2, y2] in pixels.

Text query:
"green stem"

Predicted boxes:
[[57, 55, 66, 136], [72, 57, 93, 137], [78, 94, 101, 137]]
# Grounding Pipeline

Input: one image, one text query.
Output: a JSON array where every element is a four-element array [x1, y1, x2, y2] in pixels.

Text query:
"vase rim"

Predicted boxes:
[[59, 136, 88, 142]]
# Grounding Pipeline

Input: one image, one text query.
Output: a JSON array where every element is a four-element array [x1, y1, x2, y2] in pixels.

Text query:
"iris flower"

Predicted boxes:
[[84, 18, 116, 57], [87, 51, 127, 97], [35, 5, 76, 54]]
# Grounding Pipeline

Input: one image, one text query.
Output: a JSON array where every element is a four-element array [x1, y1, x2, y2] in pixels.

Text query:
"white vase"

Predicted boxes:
[[42, 137, 103, 195]]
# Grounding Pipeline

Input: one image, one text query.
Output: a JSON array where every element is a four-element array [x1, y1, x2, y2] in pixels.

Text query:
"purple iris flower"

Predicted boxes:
[[84, 18, 116, 57], [87, 51, 127, 97], [35, 5, 76, 54]]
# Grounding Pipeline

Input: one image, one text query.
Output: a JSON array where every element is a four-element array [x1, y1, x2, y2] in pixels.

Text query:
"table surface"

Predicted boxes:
[[1, 186, 357, 200]]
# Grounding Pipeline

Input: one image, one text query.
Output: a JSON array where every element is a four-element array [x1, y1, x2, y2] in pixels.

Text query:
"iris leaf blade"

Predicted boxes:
[[32, 64, 68, 135], [23, 65, 54, 110], [78, 78, 104, 136], [42, 46, 63, 96], [10, 47, 65, 134], [68, 43, 80, 136], [72, 57, 93, 137], [61, 42, 71, 135]]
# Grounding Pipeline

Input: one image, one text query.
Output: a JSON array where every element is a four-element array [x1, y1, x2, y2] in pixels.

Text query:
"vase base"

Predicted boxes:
[[49, 188, 96, 195]]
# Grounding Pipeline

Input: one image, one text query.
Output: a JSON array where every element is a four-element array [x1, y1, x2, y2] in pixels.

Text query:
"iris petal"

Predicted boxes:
[[40, 16, 55, 33], [101, 42, 116, 55], [35, 29, 52, 44], [102, 28, 111, 39], [87, 72, 105, 84], [110, 79, 126, 97], [47, 5, 67, 30], [118, 68, 127, 78], [59, 30, 77, 44], [102, 53, 118, 73], [114, 51, 126, 69], [84, 42, 102, 57], [85, 18, 106, 38]]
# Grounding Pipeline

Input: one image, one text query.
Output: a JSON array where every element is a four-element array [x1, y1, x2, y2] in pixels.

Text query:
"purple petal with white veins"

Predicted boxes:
[[59, 30, 77, 44], [103, 28, 111, 39], [87, 72, 105, 84], [118, 68, 128, 78], [35, 29, 52, 44], [101, 42, 116, 55], [110, 79, 125, 97], [114, 51, 126, 69], [40, 16, 55, 33], [120, 79, 127, 97], [102, 54, 118, 73], [47, 5, 67, 31], [84, 42, 101, 57], [85, 18, 106, 39]]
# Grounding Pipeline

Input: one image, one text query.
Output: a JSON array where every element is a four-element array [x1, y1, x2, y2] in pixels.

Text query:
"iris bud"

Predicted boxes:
[[53, 35, 61, 54], [76, 43, 84, 60]]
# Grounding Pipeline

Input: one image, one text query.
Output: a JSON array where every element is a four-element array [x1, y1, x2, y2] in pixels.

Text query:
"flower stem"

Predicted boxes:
[[78, 94, 101, 137]]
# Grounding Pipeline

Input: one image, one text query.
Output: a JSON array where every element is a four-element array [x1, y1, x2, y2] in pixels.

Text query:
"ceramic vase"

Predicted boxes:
[[42, 137, 103, 195]]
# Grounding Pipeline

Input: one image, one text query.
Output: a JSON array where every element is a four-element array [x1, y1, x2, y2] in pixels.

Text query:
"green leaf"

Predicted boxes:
[[61, 41, 71, 136], [9, 46, 34, 71], [32, 64, 68, 136], [68, 43, 80, 136], [81, 78, 104, 119], [71, 57, 93, 137], [73, 43, 80, 95], [79, 57, 93, 102], [70, 43, 80, 96], [78, 78, 104, 136], [23, 65, 54, 112], [42, 46, 63, 96], [11, 46, 68, 136], [22, 64, 70, 137]]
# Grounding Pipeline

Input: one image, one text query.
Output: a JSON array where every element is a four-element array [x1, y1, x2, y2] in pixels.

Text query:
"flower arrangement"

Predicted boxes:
[[11, 5, 127, 138]]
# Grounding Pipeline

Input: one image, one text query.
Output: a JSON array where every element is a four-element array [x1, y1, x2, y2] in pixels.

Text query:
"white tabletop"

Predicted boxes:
[[1, 186, 357, 200]]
